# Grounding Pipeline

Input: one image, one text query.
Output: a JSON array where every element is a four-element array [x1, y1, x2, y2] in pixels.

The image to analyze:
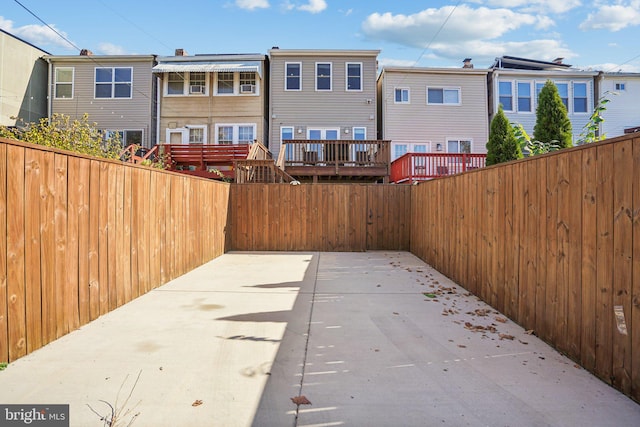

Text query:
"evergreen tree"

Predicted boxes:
[[486, 106, 523, 166], [533, 80, 572, 148]]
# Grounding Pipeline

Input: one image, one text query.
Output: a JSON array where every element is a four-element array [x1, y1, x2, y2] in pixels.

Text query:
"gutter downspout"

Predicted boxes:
[[155, 75, 161, 146], [44, 57, 52, 119]]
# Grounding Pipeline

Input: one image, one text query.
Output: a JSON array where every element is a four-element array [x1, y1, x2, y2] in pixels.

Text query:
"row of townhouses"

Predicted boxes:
[[2, 28, 639, 182]]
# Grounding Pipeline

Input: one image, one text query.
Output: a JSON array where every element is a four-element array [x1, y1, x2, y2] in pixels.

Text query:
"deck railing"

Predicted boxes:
[[282, 139, 390, 168], [390, 152, 487, 183], [159, 143, 251, 179]]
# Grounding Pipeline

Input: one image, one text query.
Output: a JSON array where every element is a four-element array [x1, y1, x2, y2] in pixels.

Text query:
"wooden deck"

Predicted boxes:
[[280, 139, 390, 183], [160, 143, 251, 179]]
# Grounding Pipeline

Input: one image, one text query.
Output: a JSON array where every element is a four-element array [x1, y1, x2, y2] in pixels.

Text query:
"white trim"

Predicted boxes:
[[214, 123, 257, 145], [54, 67, 74, 100], [426, 86, 461, 106], [346, 62, 363, 91], [394, 87, 410, 104], [94, 66, 133, 99], [498, 80, 514, 112], [166, 128, 187, 144], [516, 80, 533, 113], [186, 125, 207, 144]]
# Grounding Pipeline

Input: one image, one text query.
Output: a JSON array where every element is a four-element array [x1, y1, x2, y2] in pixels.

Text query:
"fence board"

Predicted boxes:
[[88, 160, 100, 321], [77, 158, 91, 327], [40, 151, 55, 342], [567, 150, 583, 361], [0, 144, 6, 363], [66, 157, 80, 333], [24, 149, 43, 354], [7, 145, 26, 361], [98, 162, 110, 316], [581, 149, 597, 372], [122, 167, 132, 305], [612, 139, 633, 394], [544, 155, 559, 345], [632, 137, 640, 402], [54, 154, 67, 338]]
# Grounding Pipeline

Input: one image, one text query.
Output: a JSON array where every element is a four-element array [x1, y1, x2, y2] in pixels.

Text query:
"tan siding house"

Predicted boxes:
[[0, 29, 48, 126], [377, 66, 490, 160], [153, 52, 268, 147], [43, 53, 157, 148], [268, 49, 379, 160]]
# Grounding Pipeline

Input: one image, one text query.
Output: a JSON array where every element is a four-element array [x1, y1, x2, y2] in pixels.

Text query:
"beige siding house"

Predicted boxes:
[[43, 52, 157, 148], [268, 49, 380, 161], [0, 29, 48, 127], [153, 52, 268, 147], [378, 65, 490, 160]]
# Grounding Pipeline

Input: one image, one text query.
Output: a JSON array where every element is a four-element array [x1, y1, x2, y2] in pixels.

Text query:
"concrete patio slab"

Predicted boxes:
[[0, 251, 638, 427]]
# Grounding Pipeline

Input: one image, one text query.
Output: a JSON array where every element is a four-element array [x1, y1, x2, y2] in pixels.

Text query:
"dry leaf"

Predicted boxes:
[[192, 400, 203, 407], [524, 330, 534, 335], [291, 395, 312, 405], [499, 334, 515, 340], [495, 316, 508, 323], [458, 344, 467, 348]]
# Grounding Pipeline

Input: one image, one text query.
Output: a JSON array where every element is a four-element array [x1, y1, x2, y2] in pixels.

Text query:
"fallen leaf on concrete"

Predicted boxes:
[[475, 309, 490, 316], [291, 396, 312, 405], [499, 334, 515, 340], [393, 312, 399, 315], [525, 330, 534, 335], [458, 344, 467, 348], [495, 316, 508, 323], [192, 400, 203, 407], [423, 293, 437, 298], [519, 340, 529, 345]]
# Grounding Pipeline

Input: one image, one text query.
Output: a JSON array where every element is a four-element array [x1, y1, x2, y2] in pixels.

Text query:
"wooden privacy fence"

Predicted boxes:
[[229, 183, 411, 251], [410, 133, 640, 402], [0, 137, 230, 363]]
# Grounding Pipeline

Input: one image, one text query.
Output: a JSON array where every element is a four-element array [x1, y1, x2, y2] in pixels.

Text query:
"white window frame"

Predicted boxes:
[[166, 128, 187, 144], [394, 88, 410, 104], [346, 62, 363, 91], [516, 81, 533, 113], [188, 72, 207, 95], [104, 129, 144, 148], [555, 81, 570, 110], [498, 80, 514, 112], [426, 86, 461, 105], [187, 125, 207, 144], [573, 82, 589, 114], [214, 123, 257, 145], [281, 126, 295, 161], [165, 72, 210, 96], [315, 62, 332, 91], [285, 62, 302, 91], [54, 67, 74, 99], [446, 138, 472, 154], [95, 67, 133, 99], [614, 82, 626, 91], [215, 72, 235, 96]]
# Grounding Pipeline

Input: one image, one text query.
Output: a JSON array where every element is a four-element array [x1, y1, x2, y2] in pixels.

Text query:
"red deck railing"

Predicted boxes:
[[390, 152, 487, 183], [159, 143, 251, 179]]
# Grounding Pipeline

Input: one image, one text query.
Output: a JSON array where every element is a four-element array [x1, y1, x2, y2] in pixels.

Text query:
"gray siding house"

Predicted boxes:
[[43, 51, 157, 148], [597, 72, 640, 138], [0, 29, 49, 127], [268, 48, 380, 161]]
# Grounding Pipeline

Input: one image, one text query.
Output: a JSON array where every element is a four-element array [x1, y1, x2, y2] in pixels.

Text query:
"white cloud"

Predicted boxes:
[[476, 0, 582, 14], [297, 0, 327, 13], [0, 17, 72, 50], [579, 4, 640, 31], [236, 0, 270, 10], [583, 62, 640, 72], [362, 5, 538, 48], [97, 42, 127, 55]]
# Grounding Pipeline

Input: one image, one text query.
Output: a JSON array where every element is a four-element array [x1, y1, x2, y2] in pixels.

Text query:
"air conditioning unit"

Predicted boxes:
[[240, 84, 255, 94], [189, 85, 204, 94]]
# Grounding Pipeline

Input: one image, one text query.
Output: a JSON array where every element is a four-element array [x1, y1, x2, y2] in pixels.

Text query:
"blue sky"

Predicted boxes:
[[2, 0, 639, 71]]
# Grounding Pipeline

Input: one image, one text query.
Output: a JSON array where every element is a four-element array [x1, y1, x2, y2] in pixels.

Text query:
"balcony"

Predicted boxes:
[[279, 139, 391, 183], [390, 152, 487, 184], [159, 143, 251, 180]]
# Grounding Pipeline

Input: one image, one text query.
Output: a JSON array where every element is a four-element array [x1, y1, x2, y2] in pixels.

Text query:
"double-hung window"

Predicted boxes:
[[394, 88, 409, 103], [188, 126, 206, 144], [189, 72, 206, 94], [216, 124, 256, 145], [427, 87, 460, 105], [316, 62, 332, 91], [615, 82, 626, 91], [517, 82, 532, 112], [573, 82, 588, 113], [556, 82, 569, 110], [54, 67, 74, 99], [95, 67, 132, 98], [217, 72, 234, 94], [286, 62, 301, 91], [168, 72, 185, 95], [240, 72, 256, 94], [346, 63, 362, 91], [499, 81, 513, 111]]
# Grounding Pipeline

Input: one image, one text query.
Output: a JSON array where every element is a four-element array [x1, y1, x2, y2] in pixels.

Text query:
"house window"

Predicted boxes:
[[517, 82, 531, 112], [615, 82, 626, 91], [54, 67, 74, 99], [499, 81, 513, 111], [95, 67, 132, 99], [427, 87, 460, 105], [573, 82, 588, 113], [556, 82, 569, 110], [216, 124, 257, 145], [316, 62, 332, 91], [188, 126, 205, 144], [353, 127, 366, 140], [282, 126, 295, 160], [189, 72, 206, 94], [286, 62, 301, 91], [393, 144, 408, 160], [346, 63, 362, 91], [447, 139, 471, 154], [240, 72, 256, 94], [394, 88, 409, 103], [218, 72, 234, 94], [104, 129, 143, 147], [168, 72, 185, 95]]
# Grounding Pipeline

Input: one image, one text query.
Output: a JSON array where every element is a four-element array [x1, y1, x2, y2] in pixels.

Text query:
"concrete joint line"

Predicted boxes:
[[294, 252, 321, 426]]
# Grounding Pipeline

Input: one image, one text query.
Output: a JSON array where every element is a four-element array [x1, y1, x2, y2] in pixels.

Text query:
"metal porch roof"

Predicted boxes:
[[152, 61, 262, 77]]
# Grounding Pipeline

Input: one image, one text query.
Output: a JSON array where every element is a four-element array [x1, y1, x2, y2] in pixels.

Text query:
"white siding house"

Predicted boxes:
[[597, 72, 640, 138], [490, 56, 598, 144], [377, 66, 490, 161]]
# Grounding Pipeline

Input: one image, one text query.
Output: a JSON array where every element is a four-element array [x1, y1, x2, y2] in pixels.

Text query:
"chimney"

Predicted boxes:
[[553, 57, 564, 64], [80, 49, 93, 56], [175, 48, 188, 56], [462, 58, 473, 69]]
